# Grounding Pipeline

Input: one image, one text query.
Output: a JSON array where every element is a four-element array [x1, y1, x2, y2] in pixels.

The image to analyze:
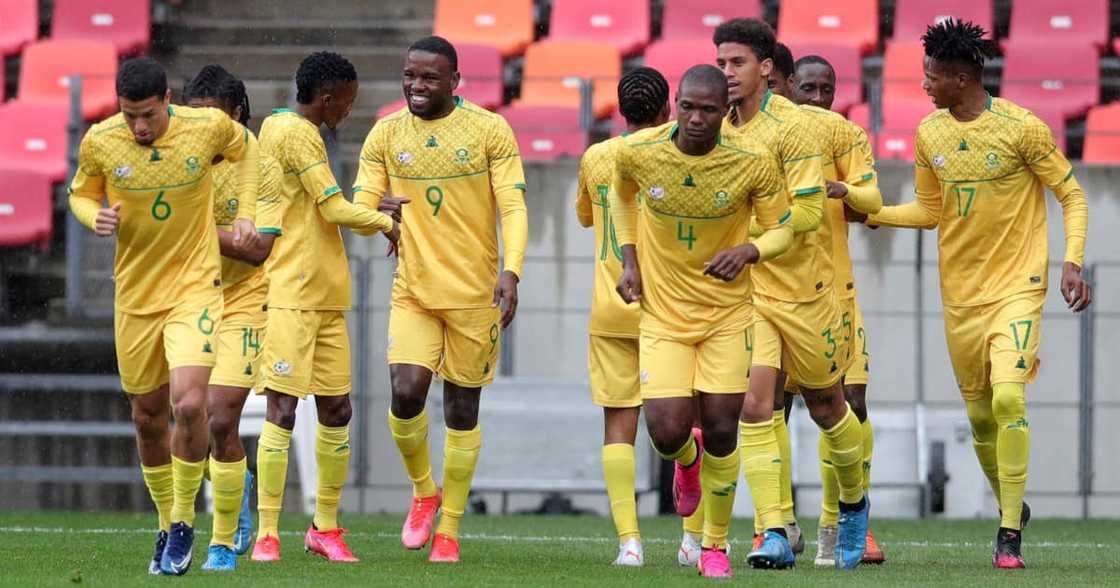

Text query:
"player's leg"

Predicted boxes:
[[642, 333, 703, 519], [679, 396, 704, 566], [773, 373, 802, 553], [815, 431, 840, 566], [842, 298, 883, 564]]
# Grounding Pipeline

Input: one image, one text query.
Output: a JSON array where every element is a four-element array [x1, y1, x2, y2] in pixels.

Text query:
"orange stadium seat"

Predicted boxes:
[[881, 42, 928, 106], [434, 0, 534, 58], [499, 105, 586, 161], [52, 0, 151, 56], [660, 0, 761, 41], [1001, 42, 1098, 120], [517, 41, 620, 118], [17, 39, 118, 120], [0, 102, 71, 182], [892, 0, 993, 42], [0, 168, 53, 250], [644, 40, 713, 103], [1082, 102, 1120, 163], [783, 42, 861, 114], [547, 0, 650, 57], [1007, 0, 1108, 53], [0, 0, 38, 58], [777, 0, 878, 54]]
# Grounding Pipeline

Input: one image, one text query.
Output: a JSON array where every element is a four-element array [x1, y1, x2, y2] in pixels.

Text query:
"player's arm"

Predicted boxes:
[[779, 118, 826, 233], [705, 154, 793, 281], [574, 152, 594, 228], [352, 123, 410, 236], [866, 133, 941, 229], [489, 117, 529, 327], [829, 125, 883, 214], [609, 151, 642, 303], [285, 132, 395, 235], [68, 132, 119, 236], [210, 117, 262, 253], [219, 158, 285, 266]]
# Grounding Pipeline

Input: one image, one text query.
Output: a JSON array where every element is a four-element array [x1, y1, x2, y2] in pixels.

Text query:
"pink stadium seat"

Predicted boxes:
[[660, 0, 761, 41], [882, 42, 929, 107], [1006, 0, 1108, 53], [52, 0, 151, 56], [877, 101, 935, 161], [644, 40, 712, 103], [434, 0, 534, 58], [847, 102, 870, 133], [547, 0, 650, 57], [0, 102, 70, 182], [783, 42, 861, 114], [0, 0, 38, 58], [1001, 42, 1098, 120], [17, 39, 119, 120], [1082, 102, 1120, 163], [499, 105, 586, 160], [374, 44, 505, 118], [0, 168, 53, 250], [376, 99, 406, 120], [517, 41, 621, 118], [777, 0, 878, 54], [892, 0, 993, 42]]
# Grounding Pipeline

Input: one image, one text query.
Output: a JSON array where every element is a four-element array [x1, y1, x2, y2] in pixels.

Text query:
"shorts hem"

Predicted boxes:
[[121, 380, 170, 395], [592, 398, 643, 408], [693, 385, 748, 394], [209, 377, 255, 389], [310, 385, 352, 397], [796, 374, 844, 390], [641, 389, 694, 400], [441, 372, 495, 389], [387, 357, 439, 374], [257, 379, 307, 398], [168, 358, 217, 371], [842, 375, 869, 386]]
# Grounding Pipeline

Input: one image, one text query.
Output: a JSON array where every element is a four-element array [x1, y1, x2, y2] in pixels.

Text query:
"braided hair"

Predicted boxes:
[[921, 18, 996, 78], [296, 51, 357, 105], [183, 64, 251, 125], [618, 67, 669, 126]]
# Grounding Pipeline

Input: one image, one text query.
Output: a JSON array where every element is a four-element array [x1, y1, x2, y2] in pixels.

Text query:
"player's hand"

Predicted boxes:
[[94, 203, 121, 236], [492, 270, 519, 329], [704, 244, 759, 281], [826, 181, 849, 199], [378, 196, 411, 223], [232, 218, 259, 250], [844, 203, 869, 224], [385, 219, 401, 257], [616, 265, 642, 304], [1061, 261, 1093, 312]]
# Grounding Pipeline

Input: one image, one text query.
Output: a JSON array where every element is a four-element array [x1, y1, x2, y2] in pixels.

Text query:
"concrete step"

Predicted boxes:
[[164, 44, 406, 82], [181, 0, 434, 20], [239, 80, 403, 123], [167, 17, 432, 47]]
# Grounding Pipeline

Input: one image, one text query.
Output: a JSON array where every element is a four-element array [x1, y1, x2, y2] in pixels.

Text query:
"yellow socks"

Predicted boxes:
[[821, 407, 864, 505], [169, 456, 205, 526], [818, 432, 840, 527], [602, 443, 640, 542], [388, 410, 438, 498], [739, 419, 783, 532], [700, 449, 739, 549], [436, 426, 481, 540], [657, 433, 698, 466], [773, 408, 796, 525], [210, 457, 246, 546], [861, 417, 874, 492], [683, 501, 704, 539], [993, 383, 1029, 530], [313, 423, 351, 532], [965, 393, 1002, 502], [256, 421, 292, 539], [140, 463, 174, 532]]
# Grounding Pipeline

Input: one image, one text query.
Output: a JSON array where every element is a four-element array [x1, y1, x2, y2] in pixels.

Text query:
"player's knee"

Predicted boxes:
[[317, 397, 352, 428], [701, 418, 738, 456], [803, 389, 844, 428], [647, 420, 690, 457], [740, 392, 772, 421], [844, 385, 868, 422], [172, 393, 207, 425], [266, 395, 298, 430], [390, 378, 428, 419], [207, 411, 239, 443], [991, 384, 1025, 425], [130, 406, 167, 438]]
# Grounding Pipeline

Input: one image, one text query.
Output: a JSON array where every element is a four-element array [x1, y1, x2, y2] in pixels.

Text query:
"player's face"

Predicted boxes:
[[923, 57, 962, 109], [321, 79, 358, 129], [120, 90, 171, 146], [766, 71, 794, 99], [403, 50, 460, 119], [675, 83, 728, 145], [716, 42, 772, 104], [792, 64, 836, 110]]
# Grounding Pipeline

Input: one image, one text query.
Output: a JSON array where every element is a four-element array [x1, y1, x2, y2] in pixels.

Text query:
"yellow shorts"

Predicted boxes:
[[387, 285, 501, 388], [114, 290, 223, 395], [639, 322, 752, 400], [588, 335, 641, 408], [257, 308, 351, 398], [210, 279, 268, 389], [943, 291, 1043, 401], [753, 291, 849, 390], [841, 297, 870, 386]]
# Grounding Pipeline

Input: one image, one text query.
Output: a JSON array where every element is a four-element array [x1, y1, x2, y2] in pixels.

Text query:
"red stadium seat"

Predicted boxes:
[[517, 41, 621, 118], [0, 102, 71, 182], [52, 0, 151, 57], [374, 44, 505, 118], [783, 42, 862, 114], [660, 0, 761, 41], [0, 0, 38, 58], [1006, 0, 1108, 53], [434, 0, 534, 58], [877, 101, 935, 161], [547, 0, 650, 57], [847, 102, 870, 133], [892, 0, 993, 42], [777, 0, 878, 54], [376, 99, 406, 121], [1082, 102, 1120, 163], [17, 39, 119, 120], [0, 168, 53, 250], [882, 42, 928, 107], [1001, 42, 1098, 120], [644, 40, 712, 103], [500, 105, 586, 161]]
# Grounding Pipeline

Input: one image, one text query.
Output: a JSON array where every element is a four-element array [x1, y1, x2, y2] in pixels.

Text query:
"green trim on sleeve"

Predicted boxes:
[[777, 211, 792, 225], [323, 186, 341, 198], [1061, 169, 1074, 183], [258, 227, 282, 235], [293, 160, 327, 175], [793, 186, 822, 197], [860, 172, 875, 182], [514, 183, 527, 191]]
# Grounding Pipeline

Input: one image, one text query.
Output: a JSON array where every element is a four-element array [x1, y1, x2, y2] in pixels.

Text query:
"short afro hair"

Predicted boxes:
[[618, 67, 669, 126], [794, 54, 835, 78], [408, 35, 458, 72], [679, 64, 729, 105], [712, 18, 775, 63], [116, 57, 167, 102], [921, 18, 996, 78], [296, 51, 357, 105], [772, 43, 795, 79]]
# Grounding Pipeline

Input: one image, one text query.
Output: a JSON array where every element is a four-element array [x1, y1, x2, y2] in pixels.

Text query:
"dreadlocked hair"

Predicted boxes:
[[296, 51, 357, 105], [618, 67, 669, 126], [921, 18, 996, 77], [183, 64, 251, 125]]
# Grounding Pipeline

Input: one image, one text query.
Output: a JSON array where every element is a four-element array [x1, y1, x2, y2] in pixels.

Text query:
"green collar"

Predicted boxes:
[[760, 89, 773, 112]]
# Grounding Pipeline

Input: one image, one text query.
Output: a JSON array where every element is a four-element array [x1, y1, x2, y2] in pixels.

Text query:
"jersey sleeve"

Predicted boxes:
[[68, 130, 105, 230], [575, 149, 594, 228], [778, 119, 825, 233], [488, 116, 529, 277], [283, 128, 343, 205], [609, 145, 640, 247], [869, 128, 941, 229], [750, 152, 795, 262], [255, 156, 286, 235], [1019, 115, 1087, 266], [352, 122, 390, 209], [838, 126, 883, 214], [215, 116, 259, 221]]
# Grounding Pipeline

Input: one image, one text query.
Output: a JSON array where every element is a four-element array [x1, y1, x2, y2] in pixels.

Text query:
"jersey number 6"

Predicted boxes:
[[151, 190, 171, 221]]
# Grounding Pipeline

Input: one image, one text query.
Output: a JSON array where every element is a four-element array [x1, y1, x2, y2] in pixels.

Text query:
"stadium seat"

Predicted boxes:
[[17, 39, 119, 120], [847, 102, 870, 133], [0, 0, 38, 58], [882, 42, 929, 107], [1000, 42, 1098, 120], [0, 102, 71, 182], [892, 0, 993, 42], [660, 0, 761, 41], [0, 168, 53, 250], [644, 40, 713, 103], [1082, 102, 1120, 163], [877, 101, 935, 161], [374, 44, 505, 117], [783, 42, 862, 114], [517, 41, 621, 118], [52, 0, 151, 57], [777, 0, 878, 54], [1006, 0, 1108, 53], [433, 0, 534, 58], [547, 0, 650, 57], [499, 105, 587, 161]]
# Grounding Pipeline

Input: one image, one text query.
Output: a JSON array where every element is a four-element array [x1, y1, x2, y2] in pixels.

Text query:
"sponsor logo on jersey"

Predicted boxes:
[[985, 152, 1000, 169], [932, 154, 947, 168], [648, 186, 665, 200], [714, 190, 729, 208], [396, 151, 413, 166], [114, 166, 132, 178], [455, 148, 470, 164], [186, 156, 200, 173], [226, 198, 238, 214], [273, 360, 293, 376]]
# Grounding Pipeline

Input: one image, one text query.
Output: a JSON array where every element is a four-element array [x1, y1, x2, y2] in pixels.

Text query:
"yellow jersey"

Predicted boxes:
[[212, 136, 286, 291], [609, 122, 792, 336], [729, 91, 831, 302], [68, 105, 258, 314], [870, 96, 1088, 306], [576, 136, 639, 338]]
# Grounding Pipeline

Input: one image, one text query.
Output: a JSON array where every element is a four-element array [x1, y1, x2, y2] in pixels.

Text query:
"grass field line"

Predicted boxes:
[[0, 526, 1114, 549]]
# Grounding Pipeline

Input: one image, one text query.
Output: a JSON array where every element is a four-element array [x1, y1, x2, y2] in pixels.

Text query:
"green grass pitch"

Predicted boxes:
[[0, 511, 1116, 586]]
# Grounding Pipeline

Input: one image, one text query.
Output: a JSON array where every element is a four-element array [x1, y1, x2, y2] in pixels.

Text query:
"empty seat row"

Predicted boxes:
[[0, 0, 150, 59]]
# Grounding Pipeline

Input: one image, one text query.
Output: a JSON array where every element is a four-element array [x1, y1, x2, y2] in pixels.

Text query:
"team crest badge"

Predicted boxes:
[[185, 156, 200, 173], [714, 190, 729, 208], [226, 198, 238, 214], [455, 148, 470, 164], [648, 186, 665, 200], [396, 151, 413, 166], [114, 166, 132, 178], [932, 154, 947, 168], [985, 152, 1000, 169], [273, 360, 292, 376]]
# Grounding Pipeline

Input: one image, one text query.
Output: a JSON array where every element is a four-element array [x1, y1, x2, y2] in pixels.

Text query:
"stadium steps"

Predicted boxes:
[[166, 17, 433, 48], [181, 0, 434, 21], [163, 44, 408, 84]]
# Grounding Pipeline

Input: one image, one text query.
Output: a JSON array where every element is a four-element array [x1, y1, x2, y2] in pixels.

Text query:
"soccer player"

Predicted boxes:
[[714, 18, 870, 569], [611, 64, 794, 578], [859, 19, 1090, 568], [68, 57, 260, 575], [353, 36, 528, 564], [183, 64, 287, 571], [251, 51, 398, 563], [575, 67, 671, 567]]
